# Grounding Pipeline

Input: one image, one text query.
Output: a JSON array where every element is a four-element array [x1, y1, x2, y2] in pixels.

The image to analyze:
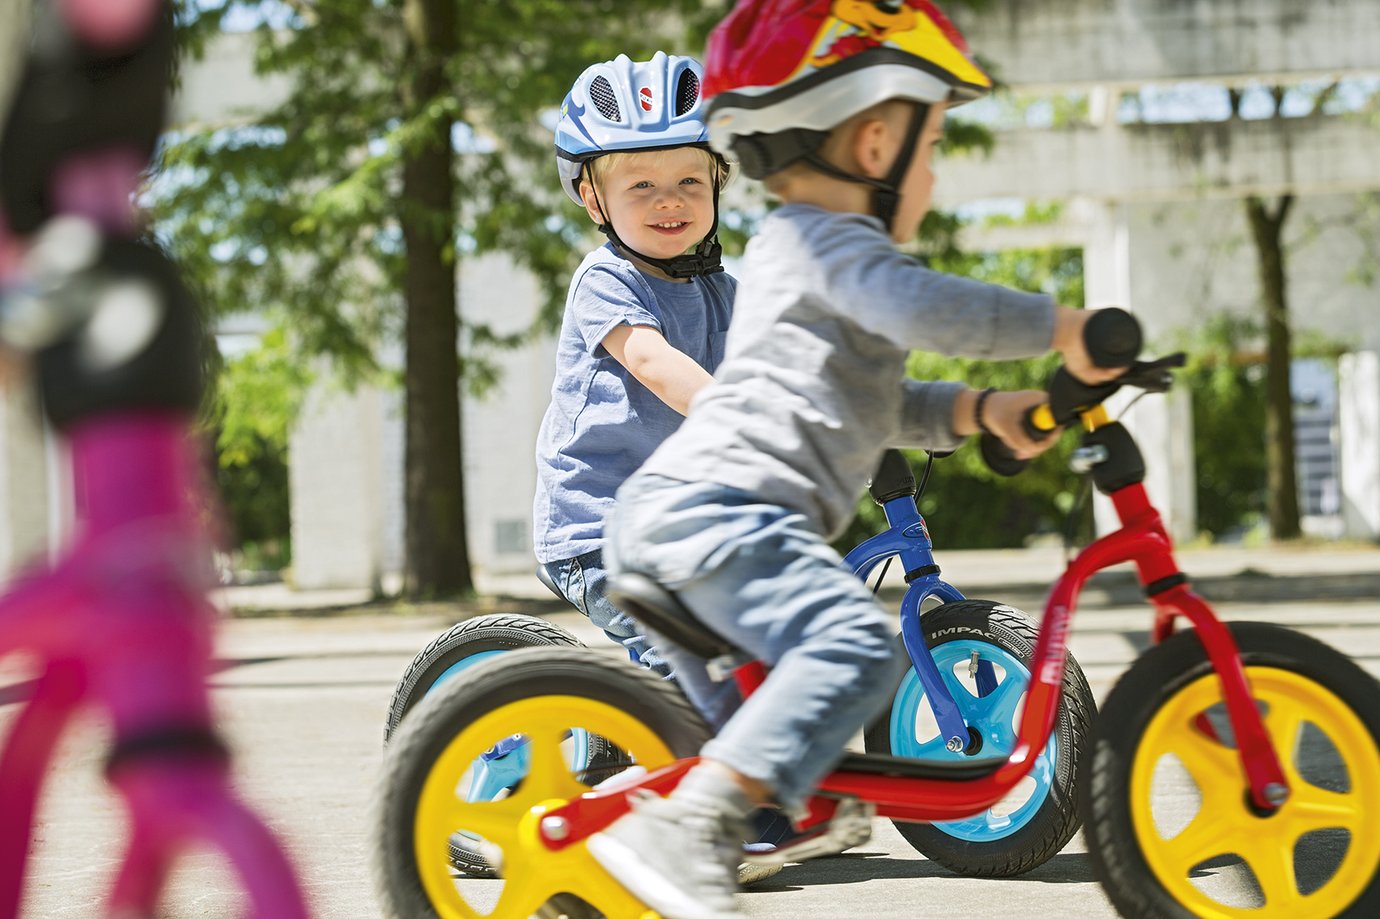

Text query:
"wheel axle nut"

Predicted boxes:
[[1263, 782, 1288, 807], [542, 816, 569, 840], [946, 736, 964, 753]]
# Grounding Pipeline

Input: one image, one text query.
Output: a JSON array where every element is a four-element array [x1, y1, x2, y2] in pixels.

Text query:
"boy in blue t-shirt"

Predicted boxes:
[[533, 52, 734, 679]]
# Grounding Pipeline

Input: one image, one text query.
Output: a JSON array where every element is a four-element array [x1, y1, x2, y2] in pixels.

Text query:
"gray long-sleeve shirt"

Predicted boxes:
[[635, 203, 1056, 539]]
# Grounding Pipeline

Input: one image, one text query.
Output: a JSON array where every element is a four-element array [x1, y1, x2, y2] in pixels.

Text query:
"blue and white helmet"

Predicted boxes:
[[555, 52, 712, 206]]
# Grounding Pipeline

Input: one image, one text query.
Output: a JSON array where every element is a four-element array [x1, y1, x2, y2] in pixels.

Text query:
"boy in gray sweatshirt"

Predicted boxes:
[[591, 4, 1126, 917]]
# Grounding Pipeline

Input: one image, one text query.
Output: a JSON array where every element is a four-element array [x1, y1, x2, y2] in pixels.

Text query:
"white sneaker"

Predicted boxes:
[[588, 790, 745, 919]]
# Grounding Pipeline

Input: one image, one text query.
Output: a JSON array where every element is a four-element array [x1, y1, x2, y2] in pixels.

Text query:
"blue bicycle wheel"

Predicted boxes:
[[864, 599, 1095, 877]]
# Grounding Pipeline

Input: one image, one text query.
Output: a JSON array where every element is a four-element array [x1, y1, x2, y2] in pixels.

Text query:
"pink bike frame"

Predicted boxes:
[[535, 475, 1289, 850], [0, 416, 309, 918], [0, 1, 308, 915]]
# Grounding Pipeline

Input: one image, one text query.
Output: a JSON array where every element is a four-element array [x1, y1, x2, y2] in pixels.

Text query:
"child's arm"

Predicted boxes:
[[820, 218, 1127, 381], [899, 380, 1056, 460], [602, 324, 715, 416]]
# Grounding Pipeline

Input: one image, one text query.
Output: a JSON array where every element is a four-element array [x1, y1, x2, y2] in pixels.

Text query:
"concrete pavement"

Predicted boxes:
[[7, 544, 1380, 918], [219, 541, 1380, 614]]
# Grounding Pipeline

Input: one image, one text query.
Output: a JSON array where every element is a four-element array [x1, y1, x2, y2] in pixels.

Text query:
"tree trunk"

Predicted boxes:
[[1245, 194, 1301, 540], [399, 0, 470, 598]]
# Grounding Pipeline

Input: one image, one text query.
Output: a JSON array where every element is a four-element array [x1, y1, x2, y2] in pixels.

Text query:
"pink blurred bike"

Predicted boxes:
[[0, 2, 308, 916]]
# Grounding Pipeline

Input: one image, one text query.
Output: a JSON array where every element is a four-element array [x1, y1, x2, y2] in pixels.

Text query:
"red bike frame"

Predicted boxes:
[[534, 452, 1290, 850]]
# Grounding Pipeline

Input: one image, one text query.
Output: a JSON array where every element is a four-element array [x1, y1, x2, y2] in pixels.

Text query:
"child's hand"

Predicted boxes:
[[1052, 307, 1131, 384], [963, 388, 1060, 461]]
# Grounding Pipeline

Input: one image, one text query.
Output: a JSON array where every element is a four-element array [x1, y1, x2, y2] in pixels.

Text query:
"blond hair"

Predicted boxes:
[[582, 146, 728, 196]]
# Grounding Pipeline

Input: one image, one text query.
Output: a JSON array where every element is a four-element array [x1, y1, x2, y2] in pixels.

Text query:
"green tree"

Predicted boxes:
[[1228, 82, 1347, 540], [162, 0, 731, 598], [207, 326, 309, 570]]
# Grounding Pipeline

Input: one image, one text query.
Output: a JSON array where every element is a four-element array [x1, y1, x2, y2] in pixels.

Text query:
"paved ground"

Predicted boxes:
[[6, 545, 1380, 918]]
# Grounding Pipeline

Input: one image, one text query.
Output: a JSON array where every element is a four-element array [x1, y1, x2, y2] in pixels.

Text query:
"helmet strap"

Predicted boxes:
[[800, 102, 929, 236], [589, 179, 725, 280]]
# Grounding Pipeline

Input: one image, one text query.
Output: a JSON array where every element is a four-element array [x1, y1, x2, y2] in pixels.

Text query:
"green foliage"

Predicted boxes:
[[1170, 316, 1345, 540], [209, 326, 310, 467], [159, 0, 735, 376], [204, 327, 310, 561], [159, 1, 732, 571]]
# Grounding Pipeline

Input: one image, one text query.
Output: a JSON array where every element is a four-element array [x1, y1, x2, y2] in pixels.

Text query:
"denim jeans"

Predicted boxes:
[[543, 548, 673, 678], [606, 474, 903, 812]]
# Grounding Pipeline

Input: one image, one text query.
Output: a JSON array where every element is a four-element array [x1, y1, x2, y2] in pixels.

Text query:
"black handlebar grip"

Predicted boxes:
[[980, 433, 1028, 477], [869, 448, 917, 505], [1084, 308, 1142, 369]]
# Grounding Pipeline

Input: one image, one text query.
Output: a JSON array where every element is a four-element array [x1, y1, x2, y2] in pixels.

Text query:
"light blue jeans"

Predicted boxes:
[[606, 474, 903, 812], [543, 548, 673, 678]]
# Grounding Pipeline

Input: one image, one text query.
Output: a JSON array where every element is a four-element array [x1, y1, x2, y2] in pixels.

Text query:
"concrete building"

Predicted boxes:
[[1, 0, 1377, 587]]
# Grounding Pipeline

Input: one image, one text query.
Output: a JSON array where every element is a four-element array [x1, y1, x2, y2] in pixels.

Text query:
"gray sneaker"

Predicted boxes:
[[735, 851, 784, 886], [588, 789, 746, 919]]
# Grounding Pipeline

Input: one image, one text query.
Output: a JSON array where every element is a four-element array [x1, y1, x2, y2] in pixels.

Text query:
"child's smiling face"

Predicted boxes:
[[581, 147, 718, 276]]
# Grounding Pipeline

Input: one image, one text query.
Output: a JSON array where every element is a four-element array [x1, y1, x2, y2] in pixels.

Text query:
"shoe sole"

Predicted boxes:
[[736, 860, 784, 886]]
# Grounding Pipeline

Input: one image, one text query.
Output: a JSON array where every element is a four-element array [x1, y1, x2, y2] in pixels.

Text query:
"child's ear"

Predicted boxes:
[[851, 117, 893, 180], [579, 180, 605, 225]]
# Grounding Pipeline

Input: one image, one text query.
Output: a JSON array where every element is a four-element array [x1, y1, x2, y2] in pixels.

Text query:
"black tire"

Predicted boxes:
[[372, 647, 711, 919], [384, 614, 585, 744], [384, 615, 623, 878], [1082, 621, 1380, 919], [863, 599, 1095, 877]]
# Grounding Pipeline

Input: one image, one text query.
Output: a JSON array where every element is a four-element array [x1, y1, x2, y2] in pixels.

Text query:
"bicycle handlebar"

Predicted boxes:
[[978, 309, 1185, 477]]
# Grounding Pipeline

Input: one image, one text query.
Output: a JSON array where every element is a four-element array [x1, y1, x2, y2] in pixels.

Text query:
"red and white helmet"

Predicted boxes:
[[702, 0, 992, 176]]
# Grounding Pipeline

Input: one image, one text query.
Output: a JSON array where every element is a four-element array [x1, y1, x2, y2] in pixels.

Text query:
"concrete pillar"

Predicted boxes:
[[288, 380, 387, 591], [1091, 385, 1198, 544], [1339, 352, 1380, 540], [1083, 199, 1198, 542]]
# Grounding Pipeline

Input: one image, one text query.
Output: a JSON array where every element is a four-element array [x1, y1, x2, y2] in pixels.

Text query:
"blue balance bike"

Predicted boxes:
[[382, 450, 1094, 879]]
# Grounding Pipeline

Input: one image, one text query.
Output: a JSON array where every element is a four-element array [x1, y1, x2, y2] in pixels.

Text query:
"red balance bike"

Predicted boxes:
[[375, 309, 1380, 919]]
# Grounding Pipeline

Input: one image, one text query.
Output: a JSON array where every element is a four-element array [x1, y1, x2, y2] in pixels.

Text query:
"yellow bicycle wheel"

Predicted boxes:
[[1084, 622, 1380, 918], [373, 647, 710, 919]]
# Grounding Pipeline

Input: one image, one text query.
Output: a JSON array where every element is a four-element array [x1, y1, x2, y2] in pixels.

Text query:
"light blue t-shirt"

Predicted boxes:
[[533, 244, 736, 563]]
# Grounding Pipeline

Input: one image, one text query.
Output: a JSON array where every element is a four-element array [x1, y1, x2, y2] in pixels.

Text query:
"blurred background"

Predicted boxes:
[[1, 0, 1377, 602]]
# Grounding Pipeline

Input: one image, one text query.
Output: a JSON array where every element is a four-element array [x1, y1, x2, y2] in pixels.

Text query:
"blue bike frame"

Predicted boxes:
[[843, 496, 997, 752]]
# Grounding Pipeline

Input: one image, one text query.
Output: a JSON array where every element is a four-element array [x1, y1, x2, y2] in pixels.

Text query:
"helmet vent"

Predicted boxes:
[[589, 75, 622, 121], [675, 69, 700, 116]]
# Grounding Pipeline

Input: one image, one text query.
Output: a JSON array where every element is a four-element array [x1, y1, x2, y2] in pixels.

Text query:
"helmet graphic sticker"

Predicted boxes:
[[703, 0, 992, 151], [701, 1, 991, 232]]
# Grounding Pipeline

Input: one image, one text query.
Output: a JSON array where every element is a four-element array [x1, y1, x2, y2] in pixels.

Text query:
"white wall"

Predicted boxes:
[[458, 252, 556, 581], [1124, 194, 1380, 352], [954, 0, 1380, 88], [286, 251, 556, 590], [1340, 352, 1380, 540], [288, 380, 387, 590]]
